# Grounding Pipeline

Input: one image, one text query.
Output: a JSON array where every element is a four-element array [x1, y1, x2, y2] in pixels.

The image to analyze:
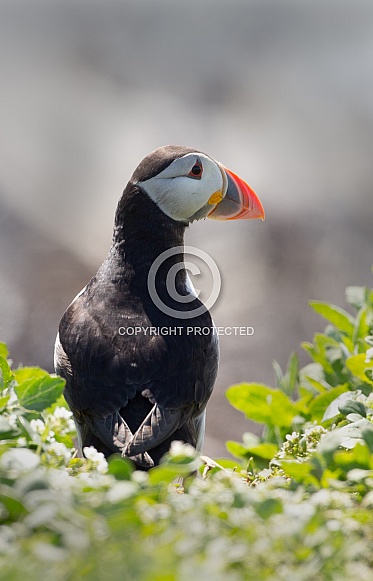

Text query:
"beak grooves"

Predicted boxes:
[[208, 166, 265, 221]]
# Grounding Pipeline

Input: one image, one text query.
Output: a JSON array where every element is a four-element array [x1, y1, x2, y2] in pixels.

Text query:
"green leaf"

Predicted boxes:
[[317, 430, 346, 464], [14, 367, 48, 383], [0, 490, 27, 523], [45, 393, 71, 416], [148, 463, 193, 485], [279, 459, 319, 487], [361, 424, 373, 453], [309, 384, 350, 422], [353, 307, 370, 345], [305, 378, 330, 394], [242, 432, 261, 447], [244, 442, 279, 461], [309, 301, 355, 336], [226, 383, 305, 428], [226, 440, 278, 466], [0, 356, 14, 390], [108, 455, 135, 480], [148, 465, 183, 485], [302, 340, 334, 375], [272, 360, 284, 390], [254, 498, 283, 520], [299, 362, 330, 395], [287, 352, 299, 393], [339, 400, 367, 418], [226, 440, 251, 460], [15, 374, 65, 411], [207, 458, 240, 471], [322, 391, 356, 422], [346, 354, 373, 385], [0, 394, 10, 411], [272, 353, 299, 396], [333, 443, 371, 472], [0, 342, 9, 359]]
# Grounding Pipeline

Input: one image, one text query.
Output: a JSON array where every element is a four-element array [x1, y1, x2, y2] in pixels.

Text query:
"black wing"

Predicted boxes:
[[55, 283, 218, 468]]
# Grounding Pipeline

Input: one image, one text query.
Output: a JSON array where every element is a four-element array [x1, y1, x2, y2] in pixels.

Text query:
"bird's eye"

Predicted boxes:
[[188, 159, 203, 179]]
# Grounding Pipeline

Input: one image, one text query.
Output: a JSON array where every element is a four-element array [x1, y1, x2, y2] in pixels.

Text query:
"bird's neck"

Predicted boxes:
[[110, 184, 187, 289], [113, 183, 186, 253]]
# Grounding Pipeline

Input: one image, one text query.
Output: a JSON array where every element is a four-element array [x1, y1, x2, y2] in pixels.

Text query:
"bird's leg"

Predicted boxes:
[[85, 412, 154, 468], [124, 404, 184, 456]]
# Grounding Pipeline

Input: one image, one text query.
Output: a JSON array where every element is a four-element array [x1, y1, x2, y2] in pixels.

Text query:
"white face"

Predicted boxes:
[[138, 153, 226, 222]]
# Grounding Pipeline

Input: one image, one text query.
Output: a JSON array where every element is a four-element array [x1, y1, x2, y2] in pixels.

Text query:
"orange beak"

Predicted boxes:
[[208, 166, 265, 221]]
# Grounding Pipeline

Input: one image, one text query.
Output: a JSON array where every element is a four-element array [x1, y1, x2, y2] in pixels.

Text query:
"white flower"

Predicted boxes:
[[169, 441, 196, 458], [365, 347, 373, 363], [83, 446, 101, 461], [0, 449, 40, 472], [304, 425, 326, 436], [30, 419, 45, 435], [83, 446, 108, 474], [47, 407, 76, 435], [131, 470, 149, 485], [106, 481, 138, 503], [53, 407, 73, 420], [46, 441, 72, 463], [7, 414, 18, 428], [285, 432, 299, 442], [16, 437, 27, 447]]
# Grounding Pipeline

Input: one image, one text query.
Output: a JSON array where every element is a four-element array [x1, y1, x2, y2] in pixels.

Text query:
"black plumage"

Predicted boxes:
[[55, 146, 219, 468]]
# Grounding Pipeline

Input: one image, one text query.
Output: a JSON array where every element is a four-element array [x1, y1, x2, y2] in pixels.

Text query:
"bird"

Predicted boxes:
[[54, 145, 264, 469]]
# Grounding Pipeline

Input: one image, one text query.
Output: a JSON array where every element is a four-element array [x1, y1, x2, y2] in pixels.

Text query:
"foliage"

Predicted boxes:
[[1, 277, 373, 579], [226, 280, 373, 492]]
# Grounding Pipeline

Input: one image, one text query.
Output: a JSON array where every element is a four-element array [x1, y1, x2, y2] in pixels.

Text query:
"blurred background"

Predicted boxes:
[[1, 0, 373, 457]]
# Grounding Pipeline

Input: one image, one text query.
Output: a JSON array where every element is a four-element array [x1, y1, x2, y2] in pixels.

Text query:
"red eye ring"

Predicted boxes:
[[188, 159, 203, 179]]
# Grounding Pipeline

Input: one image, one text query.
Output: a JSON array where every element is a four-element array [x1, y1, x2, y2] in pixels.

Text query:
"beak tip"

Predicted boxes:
[[210, 164, 265, 222]]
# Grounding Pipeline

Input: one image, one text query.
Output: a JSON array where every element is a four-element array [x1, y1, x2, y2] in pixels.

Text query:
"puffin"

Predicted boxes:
[[54, 145, 264, 469]]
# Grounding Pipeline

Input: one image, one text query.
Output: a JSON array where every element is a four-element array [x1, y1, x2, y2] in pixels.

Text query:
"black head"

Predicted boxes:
[[130, 145, 203, 184]]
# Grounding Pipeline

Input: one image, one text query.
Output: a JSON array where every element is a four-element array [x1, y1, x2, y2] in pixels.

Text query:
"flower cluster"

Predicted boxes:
[[82, 446, 108, 474], [276, 425, 327, 461], [28, 406, 77, 467]]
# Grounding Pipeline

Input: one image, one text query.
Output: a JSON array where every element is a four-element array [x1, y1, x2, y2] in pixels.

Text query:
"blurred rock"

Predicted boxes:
[[0, 198, 93, 370]]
